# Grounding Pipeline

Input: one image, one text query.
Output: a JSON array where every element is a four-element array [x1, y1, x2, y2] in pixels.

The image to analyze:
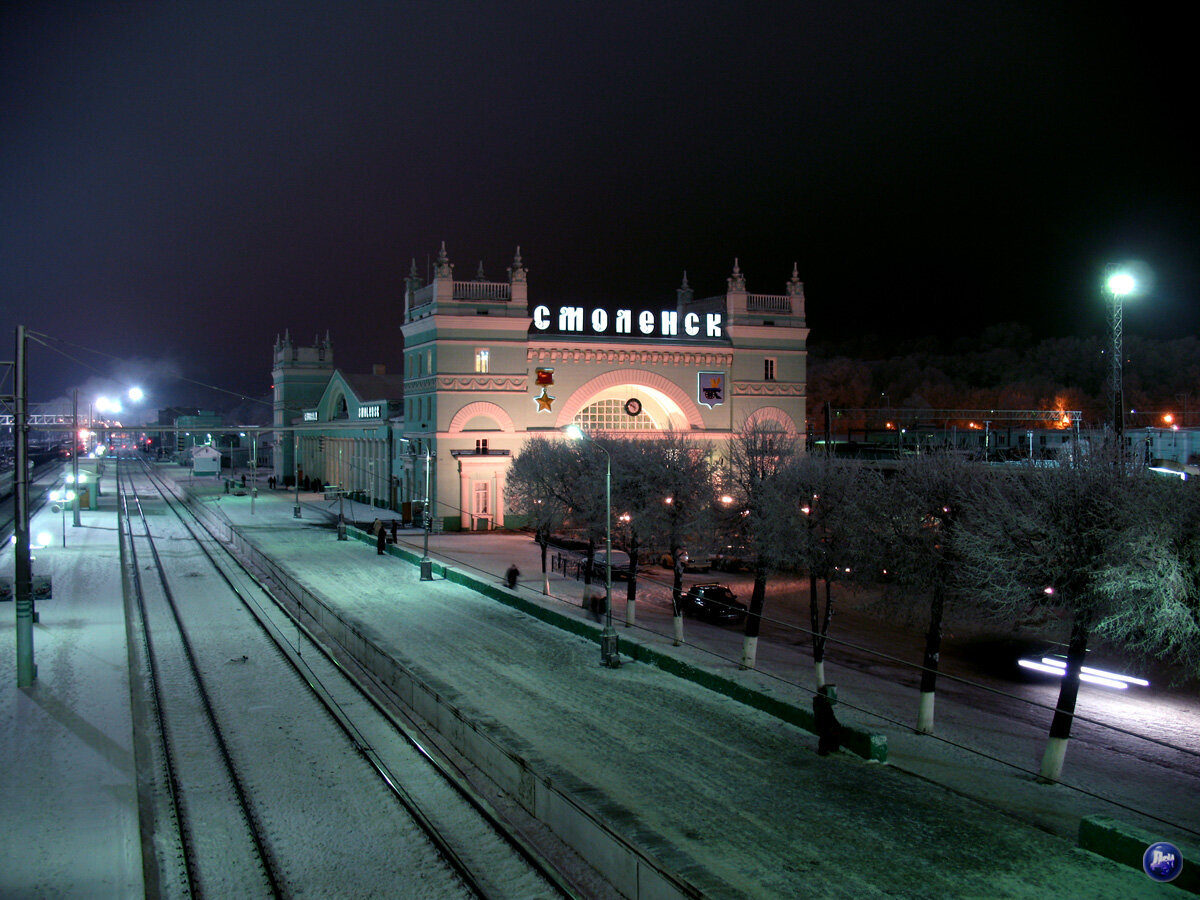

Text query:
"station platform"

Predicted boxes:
[[0, 462, 1186, 898]]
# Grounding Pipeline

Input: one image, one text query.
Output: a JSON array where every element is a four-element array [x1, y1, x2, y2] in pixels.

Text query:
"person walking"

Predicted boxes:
[[505, 563, 520, 589], [375, 522, 386, 555]]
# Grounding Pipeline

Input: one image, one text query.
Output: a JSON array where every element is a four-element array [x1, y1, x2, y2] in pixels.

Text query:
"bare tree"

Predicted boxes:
[[610, 432, 715, 634], [874, 451, 985, 733], [772, 453, 878, 688], [1091, 474, 1200, 680], [505, 437, 579, 594], [955, 438, 1164, 781], [723, 423, 799, 669]]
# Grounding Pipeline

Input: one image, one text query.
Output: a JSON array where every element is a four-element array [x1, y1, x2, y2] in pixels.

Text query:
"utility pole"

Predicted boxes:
[[73, 388, 81, 526], [14, 326, 35, 686]]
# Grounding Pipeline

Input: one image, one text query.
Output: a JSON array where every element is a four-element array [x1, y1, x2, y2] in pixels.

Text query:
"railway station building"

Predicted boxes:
[[271, 244, 809, 529]]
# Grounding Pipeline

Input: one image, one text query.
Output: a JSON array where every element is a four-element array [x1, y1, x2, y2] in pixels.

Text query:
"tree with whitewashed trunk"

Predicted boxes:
[[722, 422, 799, 670], [612, 432, 716, 641], [955, 438, 1169, 782], [772, 453, 878, 689], [505, 437, 581, 595], [874, 451, 985, 734]]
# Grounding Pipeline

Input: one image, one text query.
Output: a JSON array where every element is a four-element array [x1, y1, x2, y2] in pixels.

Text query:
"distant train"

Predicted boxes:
[[0, 452, 61, 501]]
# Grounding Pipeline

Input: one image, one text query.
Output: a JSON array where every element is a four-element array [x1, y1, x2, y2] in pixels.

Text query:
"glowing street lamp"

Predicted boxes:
[[565, 423, 619, 667]]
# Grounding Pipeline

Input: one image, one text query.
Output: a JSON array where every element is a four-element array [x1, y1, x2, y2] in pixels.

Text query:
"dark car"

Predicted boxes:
[[680, 583, 747, 625], [585, 550, 635, 581]]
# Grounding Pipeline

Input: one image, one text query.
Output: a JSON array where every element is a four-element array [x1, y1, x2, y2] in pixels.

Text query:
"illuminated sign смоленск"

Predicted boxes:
[[531, 305, 723, 340]]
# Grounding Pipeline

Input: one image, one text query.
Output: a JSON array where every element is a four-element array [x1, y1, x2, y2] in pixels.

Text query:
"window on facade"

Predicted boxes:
[[574, 398, 658, 431], [475, 438, 489, 454], [764, 358, 776, 381], [475, 349, 490, 373], [474, 482, 490, 515]]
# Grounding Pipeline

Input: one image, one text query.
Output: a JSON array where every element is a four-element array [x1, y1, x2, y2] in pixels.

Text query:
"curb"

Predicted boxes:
[[1078, 815, 1197, 893]]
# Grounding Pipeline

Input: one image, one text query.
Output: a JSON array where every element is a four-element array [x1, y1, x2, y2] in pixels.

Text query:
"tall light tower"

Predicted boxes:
[[1106, 266, 1137, 441]]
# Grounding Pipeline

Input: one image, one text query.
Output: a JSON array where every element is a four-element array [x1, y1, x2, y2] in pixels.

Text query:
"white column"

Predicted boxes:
[[460, 466, 471, 530]]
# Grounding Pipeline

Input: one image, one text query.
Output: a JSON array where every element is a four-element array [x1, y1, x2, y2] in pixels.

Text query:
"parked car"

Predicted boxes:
[[680, 583, 747, 625], [586, 549, 635, 581]]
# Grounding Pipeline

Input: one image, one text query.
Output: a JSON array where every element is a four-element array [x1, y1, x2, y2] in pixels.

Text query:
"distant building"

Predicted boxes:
[[190, 445, 222, 476], [271, 245, 808, 529]]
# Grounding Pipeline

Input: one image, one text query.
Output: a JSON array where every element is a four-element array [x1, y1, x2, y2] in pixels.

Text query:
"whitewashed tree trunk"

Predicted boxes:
[[813, 660, 826, 690], [740, 635, 758, 670], [1039, 736, 1069, 782], [673, 614, 684, 646], [916, 691, 935, 734], [625, 599, 635, 627], [542, 573, 550, 596]]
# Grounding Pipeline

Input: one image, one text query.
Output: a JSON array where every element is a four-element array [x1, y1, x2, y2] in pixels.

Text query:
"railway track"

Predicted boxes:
[[118, 455, 574, 899]]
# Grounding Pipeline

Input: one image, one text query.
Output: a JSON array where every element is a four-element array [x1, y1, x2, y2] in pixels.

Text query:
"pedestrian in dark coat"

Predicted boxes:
[[505, 564, 520, 588], [376, 526, 386, 555], [812, 684, 842, 756]]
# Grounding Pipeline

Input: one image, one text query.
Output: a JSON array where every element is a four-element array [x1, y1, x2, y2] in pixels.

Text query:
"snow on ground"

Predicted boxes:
[[0, 469, 143, 898], [2, 463, 1193, 898], [191, 476, 1182, 898]]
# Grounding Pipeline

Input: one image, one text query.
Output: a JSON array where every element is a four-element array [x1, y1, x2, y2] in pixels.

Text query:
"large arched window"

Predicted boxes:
[[573, 398, 658, 431]]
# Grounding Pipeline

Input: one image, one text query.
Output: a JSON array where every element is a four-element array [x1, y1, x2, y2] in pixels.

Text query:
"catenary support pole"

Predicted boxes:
[[15, 326, 35, 686], [72, 388, 80, 526]]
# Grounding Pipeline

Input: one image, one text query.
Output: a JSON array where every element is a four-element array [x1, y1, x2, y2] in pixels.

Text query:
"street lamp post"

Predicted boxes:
[[1106, 266, 1137, 441], [293, 431, 302, 518], [565, 424, 619, 668], [399, 438, 434, 579]]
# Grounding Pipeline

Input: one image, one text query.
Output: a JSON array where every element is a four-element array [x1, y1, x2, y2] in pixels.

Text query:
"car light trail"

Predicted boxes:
[[1017, 655, 1150, 689]]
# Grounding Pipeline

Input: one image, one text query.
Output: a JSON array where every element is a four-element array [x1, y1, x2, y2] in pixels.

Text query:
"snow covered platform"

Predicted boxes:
[[169, 473, 1172, 898], [1, 467, 143, 896], [0, 463, 1183, 898]]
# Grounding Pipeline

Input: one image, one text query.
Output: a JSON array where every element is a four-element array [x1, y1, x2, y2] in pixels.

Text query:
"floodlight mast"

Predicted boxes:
[[1106, 266, 1136, 441]]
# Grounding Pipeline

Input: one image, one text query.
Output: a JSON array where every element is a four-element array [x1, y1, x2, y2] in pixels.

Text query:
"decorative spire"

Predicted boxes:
[[727, 258, 746, 292], [434, 241, 453, 279], [476, 260, 486, 281], [676, 270, 694, 306], [787, 261, 804, 297], [510, 245, 527, 284], [409, 258, 420, 279]]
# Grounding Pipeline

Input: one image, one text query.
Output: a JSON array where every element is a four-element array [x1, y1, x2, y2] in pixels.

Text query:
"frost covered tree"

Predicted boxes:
[[955, 438, 1174, 781], [1091, 474, 1200, 681], [772, 453, 878, 688], [874, 451, 985, 734], [610, 432, 715, 636], [722, 422, 799, 669], [505, 437, 580, 594]]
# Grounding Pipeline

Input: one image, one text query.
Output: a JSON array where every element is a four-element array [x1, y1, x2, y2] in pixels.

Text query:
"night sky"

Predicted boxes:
[[3, 2, 1197, 416]]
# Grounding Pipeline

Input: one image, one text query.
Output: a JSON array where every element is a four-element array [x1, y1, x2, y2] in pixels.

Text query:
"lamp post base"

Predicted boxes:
[[600, 629, 620, 668]]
